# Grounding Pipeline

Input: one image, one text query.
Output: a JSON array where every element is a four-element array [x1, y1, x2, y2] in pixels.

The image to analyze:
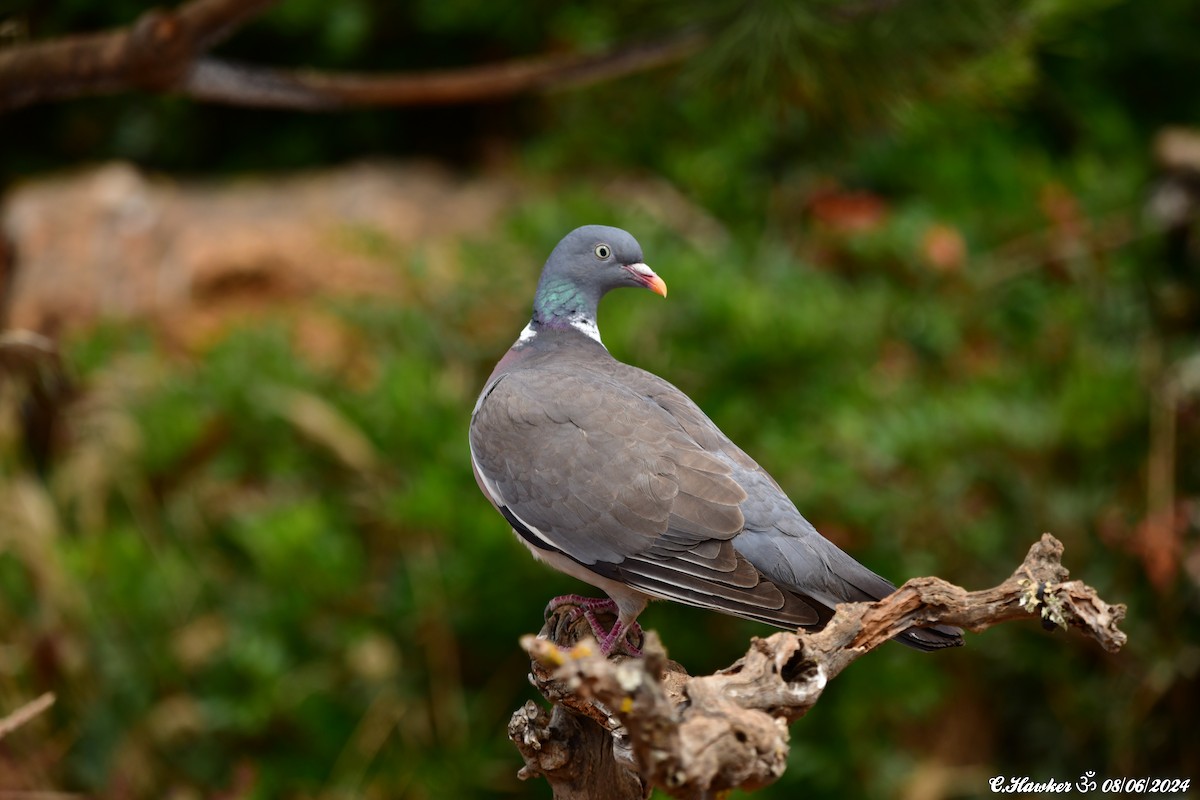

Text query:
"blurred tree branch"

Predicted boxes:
[[0, 0, 707, 113], [0, 0, 276, 111], [0, 692, 55, 740], [0, 0, 1009, 115], [510, 534, 1127, 799]]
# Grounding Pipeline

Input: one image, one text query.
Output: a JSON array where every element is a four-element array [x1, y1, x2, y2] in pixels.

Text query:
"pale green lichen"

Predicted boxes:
[[1018, 578, 1068, 629]]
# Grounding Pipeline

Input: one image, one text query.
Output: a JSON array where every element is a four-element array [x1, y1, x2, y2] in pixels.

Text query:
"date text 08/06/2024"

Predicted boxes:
[[989, 774, 1191, 794]]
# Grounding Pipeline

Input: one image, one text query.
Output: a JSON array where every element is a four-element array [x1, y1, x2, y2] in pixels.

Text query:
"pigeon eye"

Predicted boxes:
[[594, 244, 611, 260]]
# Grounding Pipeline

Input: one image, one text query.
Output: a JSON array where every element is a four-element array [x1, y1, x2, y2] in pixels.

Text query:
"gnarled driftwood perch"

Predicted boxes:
[[508, 533, 1127, 800]]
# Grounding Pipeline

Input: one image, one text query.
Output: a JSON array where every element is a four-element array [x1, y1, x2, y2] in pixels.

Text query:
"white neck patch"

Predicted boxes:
[[569, 316, 603, 345], [514, 317, 605, 347]]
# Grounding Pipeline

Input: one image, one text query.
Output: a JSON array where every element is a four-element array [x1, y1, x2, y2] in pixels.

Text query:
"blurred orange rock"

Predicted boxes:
[[1, 160, 521, 343]]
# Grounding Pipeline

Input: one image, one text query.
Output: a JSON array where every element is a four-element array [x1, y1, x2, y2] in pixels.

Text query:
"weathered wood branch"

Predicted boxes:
[[0, 0, 706, 113], [508, 534, 1127, 800]]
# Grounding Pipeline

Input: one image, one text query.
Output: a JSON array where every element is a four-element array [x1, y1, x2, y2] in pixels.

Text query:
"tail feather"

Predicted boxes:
[[825, 556, 966, 651], [803, 590, 965, 652], [732, 527, 965, 652], [896, 623, 964, 651]]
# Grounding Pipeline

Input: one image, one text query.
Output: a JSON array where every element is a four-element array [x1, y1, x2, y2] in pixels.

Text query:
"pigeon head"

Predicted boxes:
[[531, 226, 667, 336]]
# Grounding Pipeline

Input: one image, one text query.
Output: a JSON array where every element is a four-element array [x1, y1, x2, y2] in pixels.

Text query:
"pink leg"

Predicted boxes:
[[545, 594, 643, 656]]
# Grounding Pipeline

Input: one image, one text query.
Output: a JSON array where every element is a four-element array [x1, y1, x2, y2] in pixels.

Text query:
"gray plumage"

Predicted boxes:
[[470, 225, 962, 653]]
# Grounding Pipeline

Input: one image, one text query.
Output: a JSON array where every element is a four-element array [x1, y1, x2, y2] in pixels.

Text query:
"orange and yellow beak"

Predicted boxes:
[[624, 262, 668, 297]]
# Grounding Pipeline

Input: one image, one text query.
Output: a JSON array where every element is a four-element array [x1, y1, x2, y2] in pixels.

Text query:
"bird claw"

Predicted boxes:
[[544, 594, 643, 656], [599, 620, 643, 657]]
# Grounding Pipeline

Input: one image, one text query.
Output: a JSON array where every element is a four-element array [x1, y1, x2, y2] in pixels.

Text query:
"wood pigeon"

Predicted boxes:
[[469, 225, 963, 655]]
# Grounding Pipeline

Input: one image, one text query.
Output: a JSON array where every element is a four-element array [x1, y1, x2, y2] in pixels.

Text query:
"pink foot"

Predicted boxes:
[[545, 595, 643, 656]]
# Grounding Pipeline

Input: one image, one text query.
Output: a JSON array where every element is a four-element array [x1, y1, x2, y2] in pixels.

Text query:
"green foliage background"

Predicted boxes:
[[2, 0, 1199, 797]]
